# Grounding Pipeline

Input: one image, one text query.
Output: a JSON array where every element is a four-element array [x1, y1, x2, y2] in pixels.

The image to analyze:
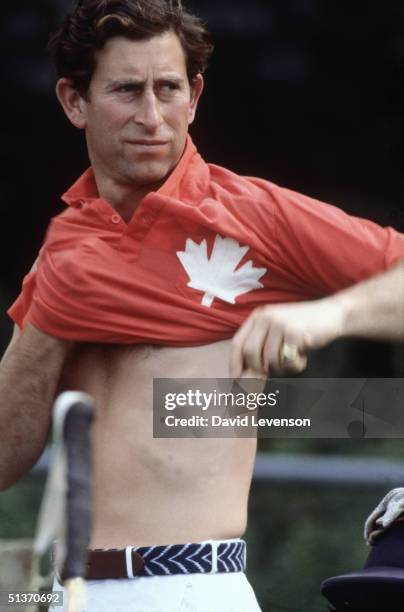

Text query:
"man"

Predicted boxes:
[[0, 1, 403, 611]]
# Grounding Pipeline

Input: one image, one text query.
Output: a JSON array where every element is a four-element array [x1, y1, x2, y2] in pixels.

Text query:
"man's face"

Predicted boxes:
[[79, 31, 203, 189]]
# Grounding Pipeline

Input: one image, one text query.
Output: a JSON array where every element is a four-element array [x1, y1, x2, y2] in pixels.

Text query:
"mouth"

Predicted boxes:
[[126, 140, 169, 147]]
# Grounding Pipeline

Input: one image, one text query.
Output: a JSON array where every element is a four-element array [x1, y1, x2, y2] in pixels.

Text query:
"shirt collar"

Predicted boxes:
[[61, 135, 199, 209]]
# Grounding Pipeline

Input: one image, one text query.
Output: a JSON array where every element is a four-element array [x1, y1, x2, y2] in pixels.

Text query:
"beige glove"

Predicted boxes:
[[364, 487, 404, 545]]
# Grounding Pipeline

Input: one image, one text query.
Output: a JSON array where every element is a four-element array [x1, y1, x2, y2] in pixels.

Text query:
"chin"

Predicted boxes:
[[130, 163, 173, 186], [132, 171, 168, 187]]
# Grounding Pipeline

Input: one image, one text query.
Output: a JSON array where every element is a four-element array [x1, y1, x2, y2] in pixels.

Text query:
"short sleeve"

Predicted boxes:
[[268, 183, 404, 298]]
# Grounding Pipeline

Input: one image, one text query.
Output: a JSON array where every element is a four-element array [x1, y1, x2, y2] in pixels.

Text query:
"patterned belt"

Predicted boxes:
[[81, 540, 247, 580]]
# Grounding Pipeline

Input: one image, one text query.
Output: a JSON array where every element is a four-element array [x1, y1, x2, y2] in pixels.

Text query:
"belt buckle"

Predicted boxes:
[[125, 546, 145, 578]]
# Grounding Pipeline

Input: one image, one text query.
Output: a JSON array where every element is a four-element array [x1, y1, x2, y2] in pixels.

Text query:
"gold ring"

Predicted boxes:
[[280, 343, 299, 363]]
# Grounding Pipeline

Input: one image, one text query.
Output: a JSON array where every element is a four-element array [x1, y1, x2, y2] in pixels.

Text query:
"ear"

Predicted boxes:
[[55, 78, 88, 129], [188, 74, 204, 125]]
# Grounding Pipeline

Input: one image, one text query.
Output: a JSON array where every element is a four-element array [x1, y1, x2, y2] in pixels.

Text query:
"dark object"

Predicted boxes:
[[321, 522, 404, 611], [62, 400, 95, 581]]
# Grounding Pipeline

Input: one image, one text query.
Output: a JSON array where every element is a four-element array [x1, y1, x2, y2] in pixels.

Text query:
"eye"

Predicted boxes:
[[160, 81, 180, 92], [117, 85, 134, 93], [115, 83, 144, 95]]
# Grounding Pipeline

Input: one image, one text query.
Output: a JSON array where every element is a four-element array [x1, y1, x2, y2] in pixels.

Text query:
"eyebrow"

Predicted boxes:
[[106, 75, 185, 89]]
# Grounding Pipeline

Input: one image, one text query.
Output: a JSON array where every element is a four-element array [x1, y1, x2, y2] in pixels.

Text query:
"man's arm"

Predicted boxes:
[[334, 259, 404, 341], [0, 323, 71, 490], [230, 260, 404, 376]]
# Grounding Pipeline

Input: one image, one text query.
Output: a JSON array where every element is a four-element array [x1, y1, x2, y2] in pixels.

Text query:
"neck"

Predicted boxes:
[[92, 171, 164, 223]]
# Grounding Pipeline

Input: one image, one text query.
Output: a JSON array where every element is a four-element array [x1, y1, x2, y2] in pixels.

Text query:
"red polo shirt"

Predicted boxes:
[[9, 137, 404, 345]]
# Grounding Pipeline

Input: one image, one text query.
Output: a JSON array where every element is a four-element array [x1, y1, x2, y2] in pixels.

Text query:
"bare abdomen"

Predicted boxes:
[[61, 340, 257, 548]]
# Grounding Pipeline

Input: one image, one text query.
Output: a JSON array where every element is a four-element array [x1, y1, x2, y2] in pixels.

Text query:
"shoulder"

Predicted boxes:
[[208, 163, 275, 199], [206, 163, 317, 214]]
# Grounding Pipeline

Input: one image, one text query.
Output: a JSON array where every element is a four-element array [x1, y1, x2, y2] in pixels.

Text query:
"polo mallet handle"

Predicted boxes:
[[61, 394, 95, 612]]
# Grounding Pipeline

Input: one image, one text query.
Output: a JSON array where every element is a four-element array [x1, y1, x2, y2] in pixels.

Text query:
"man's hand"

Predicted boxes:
[[230, 261, 403, 377], [230, 297, 343, 377]]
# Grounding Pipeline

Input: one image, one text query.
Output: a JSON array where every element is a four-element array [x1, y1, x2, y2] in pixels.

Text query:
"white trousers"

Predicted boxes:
[[50, 571, 262, 612]]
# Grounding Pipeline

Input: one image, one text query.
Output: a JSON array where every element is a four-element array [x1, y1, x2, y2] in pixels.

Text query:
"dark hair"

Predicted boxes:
[[48, 0, 214, 97]]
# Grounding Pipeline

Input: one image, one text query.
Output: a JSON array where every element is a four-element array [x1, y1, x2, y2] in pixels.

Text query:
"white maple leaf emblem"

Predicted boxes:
[[176, 235, 267, 307]]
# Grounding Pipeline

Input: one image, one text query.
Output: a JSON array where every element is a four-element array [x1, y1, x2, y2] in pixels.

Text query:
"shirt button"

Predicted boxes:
[[111, 214, 121, 224], [141, 213, 152, 225]]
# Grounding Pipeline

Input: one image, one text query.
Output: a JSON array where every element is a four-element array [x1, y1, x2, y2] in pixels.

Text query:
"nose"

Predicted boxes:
[[134, 90, 163, 131]]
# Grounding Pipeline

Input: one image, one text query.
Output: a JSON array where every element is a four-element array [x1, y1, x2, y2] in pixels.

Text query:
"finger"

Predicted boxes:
[[281, 351, 308, 374], [283, 351, 308, 374], [265, 332, 307, 374], [238, 316, 271, 375], [281, 331, 309, 372], [240, 368, 268, 382], [263, 324, 283, 373], [230, 315, 257, 378]]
